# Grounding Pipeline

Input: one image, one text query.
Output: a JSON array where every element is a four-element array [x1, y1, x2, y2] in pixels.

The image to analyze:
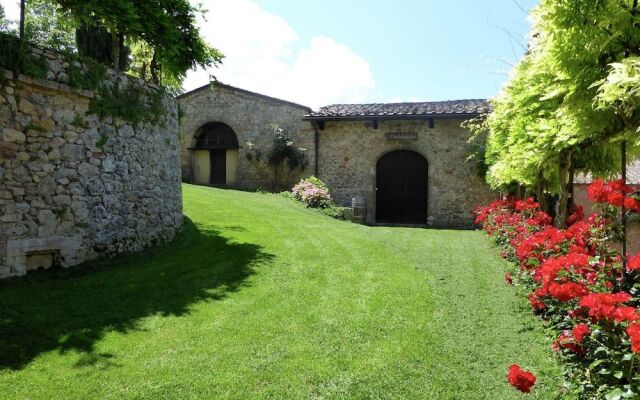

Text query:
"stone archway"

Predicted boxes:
[[375, 150, 428, 224], [191, 122, 239, 186]]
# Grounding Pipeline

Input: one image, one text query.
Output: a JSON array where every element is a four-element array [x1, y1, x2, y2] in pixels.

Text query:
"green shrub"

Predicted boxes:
[[66, 57, 106, 90], [318, 206, 349, 220], [89, 81, 164, 124], [0, 33, 48, 80]]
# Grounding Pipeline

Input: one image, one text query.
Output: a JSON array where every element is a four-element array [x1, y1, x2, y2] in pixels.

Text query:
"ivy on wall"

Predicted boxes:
[[245, 124, 308, 191], [0, 34, 171, 147], [89, 81, 165, 125], [0, 33, 48, 81], [66, 56, 106, 91]]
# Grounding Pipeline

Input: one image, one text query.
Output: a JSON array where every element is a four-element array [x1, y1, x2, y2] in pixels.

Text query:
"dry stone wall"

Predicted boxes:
[[317, 119, 496, 228], [0, 46, 182, 278], [178, 84, 315, 190]]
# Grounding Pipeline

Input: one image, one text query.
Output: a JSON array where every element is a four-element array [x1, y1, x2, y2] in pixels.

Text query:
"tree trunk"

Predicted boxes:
[[535, 171, 548, 214], [150, 51, 159, 83], [111, 30, 121, 70], [555, 151, 573, 228], [19, 0, 25, 40], [141, 61, 147, 81]]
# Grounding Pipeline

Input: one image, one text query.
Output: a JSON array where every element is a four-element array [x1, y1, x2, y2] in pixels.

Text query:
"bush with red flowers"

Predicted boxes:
[[475, 180, 640, 399]]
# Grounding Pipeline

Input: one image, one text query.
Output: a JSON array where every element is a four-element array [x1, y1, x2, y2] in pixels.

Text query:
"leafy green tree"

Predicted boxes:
[[55, 0, 222, 81], [24, 0, 75, 52], [0, 4, 12, 32], [474, 0, 640, 226]]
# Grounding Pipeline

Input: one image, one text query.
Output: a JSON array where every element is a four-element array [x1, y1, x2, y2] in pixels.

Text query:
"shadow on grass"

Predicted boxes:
[[0, 217, 272, 370]]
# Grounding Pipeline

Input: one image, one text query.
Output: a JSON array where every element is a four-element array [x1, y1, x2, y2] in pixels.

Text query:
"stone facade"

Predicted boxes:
[[317, 119, 495, 227], [178, 83, 315, 190], [179, 83, 495, 228], [0, 47, 182, 278]]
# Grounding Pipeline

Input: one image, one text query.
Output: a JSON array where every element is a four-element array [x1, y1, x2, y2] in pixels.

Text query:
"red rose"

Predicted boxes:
[[579, 292, 637, 322], [507, 364, 536, 393], [608, 192, 625, 207], [529, 292, 546, 310], [572, 323, 590, 343], [613, 306, 639, 322], [547, 282, 589, 302], [628, 253, 640, 272], [587, 179, 608, 203], [624, 197, 640, 212], [628, 323, 640, 353]]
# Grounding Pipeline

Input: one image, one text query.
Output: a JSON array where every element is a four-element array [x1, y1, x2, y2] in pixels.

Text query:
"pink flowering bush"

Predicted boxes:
[[475, 181, 640, 398], [291, 176, 333, 208]]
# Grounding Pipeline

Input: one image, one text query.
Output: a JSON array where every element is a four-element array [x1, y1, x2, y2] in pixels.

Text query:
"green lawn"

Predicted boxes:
[[0, 184, 568, 399]]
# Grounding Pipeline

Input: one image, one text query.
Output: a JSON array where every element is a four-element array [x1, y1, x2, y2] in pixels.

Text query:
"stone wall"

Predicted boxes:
[[0, 47, 182, 278], [317, 119, 496, 227], [178, 83, 315, 190]]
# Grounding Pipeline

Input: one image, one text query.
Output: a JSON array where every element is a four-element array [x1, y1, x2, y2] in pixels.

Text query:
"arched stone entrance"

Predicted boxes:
[[376, 150, 428, 224], [191, 122, 239, 186]]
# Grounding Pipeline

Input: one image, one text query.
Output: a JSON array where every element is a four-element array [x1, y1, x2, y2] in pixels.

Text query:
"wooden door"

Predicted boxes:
[[210, 150, 227, 185], [376, 150, 428, 223]]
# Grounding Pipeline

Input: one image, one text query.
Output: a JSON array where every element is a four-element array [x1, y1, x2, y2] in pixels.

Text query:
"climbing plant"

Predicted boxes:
[[471, 0, 640, 227], [54, 0, 223, 81], [89, 80, 165, 124], [246, 124, 308, 191]]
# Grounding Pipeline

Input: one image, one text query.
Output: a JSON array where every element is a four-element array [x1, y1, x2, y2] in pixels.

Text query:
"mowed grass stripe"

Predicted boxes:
[[0, 184, 568, 399]]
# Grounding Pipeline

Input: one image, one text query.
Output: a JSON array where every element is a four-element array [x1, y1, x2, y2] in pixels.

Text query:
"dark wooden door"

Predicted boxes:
[[210, 150, 226, 185], [376, 150, 428, 223]]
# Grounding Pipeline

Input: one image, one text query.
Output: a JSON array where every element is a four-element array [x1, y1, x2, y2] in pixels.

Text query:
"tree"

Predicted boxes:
[[55, 0, 222, 81], [474, 0, 640, 227], [0, 4, 11, 32], [24, 0, 75, 52]]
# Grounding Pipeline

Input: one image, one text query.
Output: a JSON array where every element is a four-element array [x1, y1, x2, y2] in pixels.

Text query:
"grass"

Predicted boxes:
[[0, 184, 570, 399]]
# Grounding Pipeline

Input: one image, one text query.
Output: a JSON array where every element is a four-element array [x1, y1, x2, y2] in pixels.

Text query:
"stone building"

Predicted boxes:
[[179, 83, 495, 228], [178, 83, 314, 190]]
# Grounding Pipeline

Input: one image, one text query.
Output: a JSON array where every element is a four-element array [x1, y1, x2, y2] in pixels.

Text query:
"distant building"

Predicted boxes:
[[178, 82, 494, 228]]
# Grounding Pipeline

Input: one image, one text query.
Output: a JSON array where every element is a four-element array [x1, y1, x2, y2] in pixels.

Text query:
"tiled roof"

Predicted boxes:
[[304, 99, 491, 120], [574, 159, 640, 185], [177, 81, 312, 111]]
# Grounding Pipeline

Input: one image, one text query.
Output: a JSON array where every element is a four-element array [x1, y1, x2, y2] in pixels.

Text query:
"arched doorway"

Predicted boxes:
[[191, 122, 239, 185], [376, 150, 428, 224]]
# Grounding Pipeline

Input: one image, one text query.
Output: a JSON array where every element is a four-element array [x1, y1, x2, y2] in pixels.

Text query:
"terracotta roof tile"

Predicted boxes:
[[574, 159, 640, 185], [304, 99, 491, 119]]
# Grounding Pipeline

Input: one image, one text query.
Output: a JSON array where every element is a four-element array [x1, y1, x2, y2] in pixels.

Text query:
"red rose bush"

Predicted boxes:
[[474, 180, 640, 398]]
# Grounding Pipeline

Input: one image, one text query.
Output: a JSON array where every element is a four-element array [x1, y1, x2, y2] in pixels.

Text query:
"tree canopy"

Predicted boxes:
[[5, 0, 223, 89], [473, 0, 640, 226], [0, 4, 10, 32]]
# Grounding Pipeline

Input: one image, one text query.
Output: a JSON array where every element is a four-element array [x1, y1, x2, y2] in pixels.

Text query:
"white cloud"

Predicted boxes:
[[183, 0, 375, 108], [1, 0, 21, 24]]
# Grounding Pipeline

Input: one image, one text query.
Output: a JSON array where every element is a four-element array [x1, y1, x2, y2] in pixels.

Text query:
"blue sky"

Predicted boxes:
[[1, 0, 538, 108], [181, 0, 538, 108], [253, 0, 536, 102]]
